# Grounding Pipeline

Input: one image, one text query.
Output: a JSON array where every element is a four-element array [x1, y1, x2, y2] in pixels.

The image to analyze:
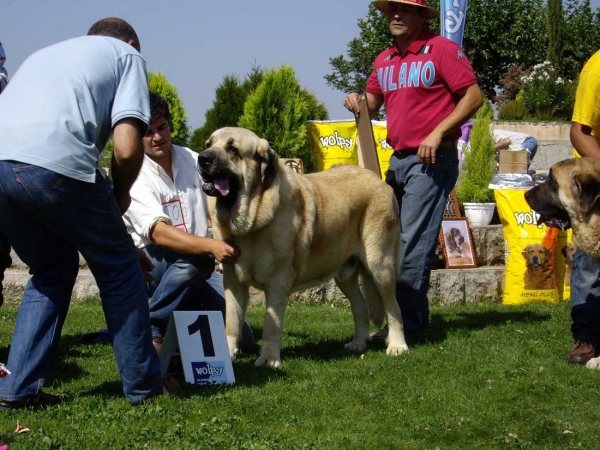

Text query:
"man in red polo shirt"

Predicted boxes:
[[344, 0, 482, 335]]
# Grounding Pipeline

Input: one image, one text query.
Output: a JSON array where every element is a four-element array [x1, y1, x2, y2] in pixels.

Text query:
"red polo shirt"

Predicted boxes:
[[366, 28, 478, 151]]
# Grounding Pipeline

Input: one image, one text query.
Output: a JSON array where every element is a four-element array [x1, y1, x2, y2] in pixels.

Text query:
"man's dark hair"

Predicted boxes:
[[87, 18, 140, 52], [149, 93, 171, 125]]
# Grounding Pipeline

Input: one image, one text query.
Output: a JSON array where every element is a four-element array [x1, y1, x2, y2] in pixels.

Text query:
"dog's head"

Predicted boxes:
[[446, 228, 465, 253], [525, 158, 600, 257], [197, 127, 279, 204], [525, 158, 600, 230], [522, 243, 552, 269]]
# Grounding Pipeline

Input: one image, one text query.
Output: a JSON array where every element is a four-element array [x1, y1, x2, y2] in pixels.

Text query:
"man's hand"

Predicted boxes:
[[343, 93, 362, 117], [418, 132, 444, 165], [136, 248, 155, 283], [210, 239, 240, 263]]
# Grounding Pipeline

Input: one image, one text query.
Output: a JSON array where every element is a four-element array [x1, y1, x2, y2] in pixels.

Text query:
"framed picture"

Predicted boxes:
[[439, 218, 477, 269]]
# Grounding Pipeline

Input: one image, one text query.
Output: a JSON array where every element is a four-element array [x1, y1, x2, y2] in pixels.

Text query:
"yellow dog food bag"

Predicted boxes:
[[306, 120, 394, 180], [495, 189, 561, 305]]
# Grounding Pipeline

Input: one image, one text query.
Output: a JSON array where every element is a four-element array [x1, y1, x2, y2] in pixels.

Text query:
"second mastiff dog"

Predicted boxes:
[[197, 127, 408, 367], [525, 157, 600, 259]]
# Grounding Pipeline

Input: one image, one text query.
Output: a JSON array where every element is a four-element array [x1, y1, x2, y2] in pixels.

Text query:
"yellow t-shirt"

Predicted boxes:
[[573, 49, 600, 157]]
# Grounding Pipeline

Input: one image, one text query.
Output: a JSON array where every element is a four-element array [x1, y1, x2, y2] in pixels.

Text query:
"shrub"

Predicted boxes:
[[494, 64, 531, 107], [456, 100, 496, 204], [498, 98, 530, 120], [520, 61, 576, 121]]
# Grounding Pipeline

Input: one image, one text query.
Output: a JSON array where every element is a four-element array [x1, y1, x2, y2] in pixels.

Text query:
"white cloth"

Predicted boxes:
[[123, 144, 209, 248], [492, 129, 529, 148]]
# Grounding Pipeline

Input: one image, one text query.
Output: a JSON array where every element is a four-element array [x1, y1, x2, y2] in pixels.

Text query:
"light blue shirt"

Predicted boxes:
[[0, 35, 150, 182]]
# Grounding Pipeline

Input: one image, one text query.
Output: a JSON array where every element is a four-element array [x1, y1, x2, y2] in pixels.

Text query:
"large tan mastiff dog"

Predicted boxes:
[[525, 158, 600, 258], [525, 157, 600, 369], [197, 127, 408, 367]]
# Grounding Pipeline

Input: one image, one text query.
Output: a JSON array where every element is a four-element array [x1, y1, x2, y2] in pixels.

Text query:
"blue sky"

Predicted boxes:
[[2, 0, 599, 130]]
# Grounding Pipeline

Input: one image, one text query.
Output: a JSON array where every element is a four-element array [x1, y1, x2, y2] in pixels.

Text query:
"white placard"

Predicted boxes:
[[160, 311, 235, 385]]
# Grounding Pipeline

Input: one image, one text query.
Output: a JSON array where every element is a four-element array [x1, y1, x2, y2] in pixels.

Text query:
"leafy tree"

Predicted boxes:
[[238, 64, 328, 172], [460, 0, 546, 99], [189, 65, 266, 152], [148, 71, 190, 146], [546, 0, 564, 73], [325, 5, 390, 96], [563, 0, 600, 81]]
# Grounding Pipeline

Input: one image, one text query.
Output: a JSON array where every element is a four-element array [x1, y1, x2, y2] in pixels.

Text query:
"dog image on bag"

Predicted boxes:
[[522, 243, 555, 290], [197, 127, 408, 368], [561, 242, 577, 287]]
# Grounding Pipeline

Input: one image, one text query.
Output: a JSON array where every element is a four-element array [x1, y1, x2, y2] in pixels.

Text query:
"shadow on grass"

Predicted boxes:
[[404, 308, 553, 347]]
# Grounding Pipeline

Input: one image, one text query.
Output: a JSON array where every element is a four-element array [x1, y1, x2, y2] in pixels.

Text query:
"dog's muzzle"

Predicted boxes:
[[197, 151, 233, 197]]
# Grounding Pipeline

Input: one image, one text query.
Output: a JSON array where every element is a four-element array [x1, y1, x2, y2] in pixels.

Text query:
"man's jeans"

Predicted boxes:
[[143, 244, 215, 338], [0, 232, 11, 306], [143, 246, 254, 349], [0, 161, 162, 404], [385, 147, 459, 332], [522, 136, 538, 161], [570, 251, 600, 343]]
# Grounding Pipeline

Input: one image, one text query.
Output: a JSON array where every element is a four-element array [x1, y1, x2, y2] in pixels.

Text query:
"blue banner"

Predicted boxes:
[[441, 0, 468, 46]]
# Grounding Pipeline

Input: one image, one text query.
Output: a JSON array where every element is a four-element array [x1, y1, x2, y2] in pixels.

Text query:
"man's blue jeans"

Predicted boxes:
[[522, 136, 538, 161], [0, 161, 162, 404], [570, 251, 600, 343], [385, 147, 459, 332], [143, 244, 215, 338], [143, 246, 254, 349]]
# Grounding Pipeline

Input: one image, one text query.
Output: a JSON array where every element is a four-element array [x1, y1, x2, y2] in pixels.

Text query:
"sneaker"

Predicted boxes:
[[0, 391, 61, 411], [568, 341, 599, 365]]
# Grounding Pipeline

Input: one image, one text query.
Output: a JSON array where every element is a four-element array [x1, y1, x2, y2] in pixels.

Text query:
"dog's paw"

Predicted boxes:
[[229, 347, 240, 360], [254, 356, 281, 368], [586, 357, 600, 370], [344, 341, 367, 353], [386, 344, 409, 356]]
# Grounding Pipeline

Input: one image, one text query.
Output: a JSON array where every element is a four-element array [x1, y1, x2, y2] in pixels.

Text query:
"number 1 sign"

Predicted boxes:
[[160, 311, 235, 385]]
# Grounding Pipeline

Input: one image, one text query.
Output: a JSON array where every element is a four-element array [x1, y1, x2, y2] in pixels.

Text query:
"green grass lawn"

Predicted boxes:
[[0, 299, 599, 449]]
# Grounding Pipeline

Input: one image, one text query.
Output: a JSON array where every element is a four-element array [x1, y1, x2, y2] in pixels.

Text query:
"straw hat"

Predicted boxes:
[[372, 0, 440, 19]]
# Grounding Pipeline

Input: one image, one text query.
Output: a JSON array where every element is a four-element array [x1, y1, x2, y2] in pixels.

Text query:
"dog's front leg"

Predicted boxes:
[[223, 267, 250, 360], [255, 286, 289, 368]]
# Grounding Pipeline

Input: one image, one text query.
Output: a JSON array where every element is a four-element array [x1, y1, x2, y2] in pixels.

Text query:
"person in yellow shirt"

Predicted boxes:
[[565, 49, 600, 365]]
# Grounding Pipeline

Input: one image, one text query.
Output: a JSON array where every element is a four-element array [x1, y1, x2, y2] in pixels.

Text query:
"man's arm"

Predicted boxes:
[[570, 122, 600, 159], [151, 222, 239, 263], [494, 138, 511, 150], [111, 118, 145, 214], [343, 92, 384, 119], [418, 83, 483, 164]]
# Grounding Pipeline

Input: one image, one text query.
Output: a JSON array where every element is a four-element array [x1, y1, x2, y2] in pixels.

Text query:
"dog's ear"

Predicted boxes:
[[522, 244, 531, 259], [256, 138, 279, 189], [573, 173, 600, 222]]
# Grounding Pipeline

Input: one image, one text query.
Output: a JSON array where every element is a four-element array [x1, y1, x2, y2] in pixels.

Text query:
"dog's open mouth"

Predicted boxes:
[[200, 173, 237, 199], [536, 214, 572, 231]]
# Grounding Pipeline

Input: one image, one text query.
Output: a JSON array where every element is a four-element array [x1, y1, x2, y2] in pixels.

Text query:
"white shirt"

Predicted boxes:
[[492, 129, 529, 147], [124, 144, 209, 248]]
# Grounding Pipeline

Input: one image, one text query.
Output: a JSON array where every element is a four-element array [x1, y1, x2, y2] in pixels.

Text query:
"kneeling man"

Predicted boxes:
[[124, 93, 253, 353]]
